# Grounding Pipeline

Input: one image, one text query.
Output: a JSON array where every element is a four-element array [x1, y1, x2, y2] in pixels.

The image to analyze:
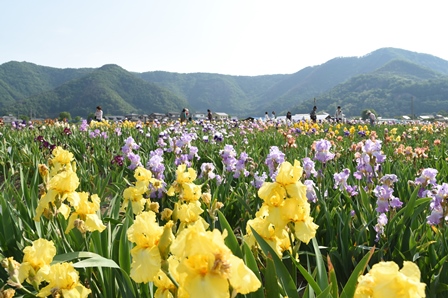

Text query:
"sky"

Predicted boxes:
[[1, 0, 447, 76]]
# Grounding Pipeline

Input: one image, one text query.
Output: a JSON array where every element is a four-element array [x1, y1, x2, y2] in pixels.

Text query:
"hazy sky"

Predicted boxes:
[[1, 1, 446, 76]]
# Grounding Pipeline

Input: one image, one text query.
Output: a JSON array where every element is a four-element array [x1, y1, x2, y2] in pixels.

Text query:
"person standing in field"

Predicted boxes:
[[180, 108, 187, 123], [310, 106, 317, 123], [367, 110, 376, 126], [186, 108, 191, 122], [94, 106, 103, 121], [265, 112, 270, 121], [207, 109, 213, 121], [335, 106, 343, 123]]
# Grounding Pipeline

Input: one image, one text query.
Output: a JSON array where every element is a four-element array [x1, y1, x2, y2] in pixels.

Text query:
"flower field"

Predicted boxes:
[[0, 118, 446, 297]]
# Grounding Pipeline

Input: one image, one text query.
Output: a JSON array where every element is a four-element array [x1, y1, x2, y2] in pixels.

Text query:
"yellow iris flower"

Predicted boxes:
[[175, 164, 197, 184], [122, 185, 147, 214], [134, 167, 160, 193], [180, 183, 202, 202], [171, 221, 261, 297], [18, 239, 56, 284], [127, 211, 164, 283], [355, 261, 426, 298], [34, 170, 79, 221], [47, 170, 80, 195], [49, 146, 75, 175], [121, 166, 164, 214], [294, 217, 319, 244], [65, 192, 106, 234], [174, 201, 204, 224], [167, 165, 198, 197], [36, 262, 91, 298], [246, 159, 318, 252], [259, 160, 306, 203], [154, 257, 180, 298], [245, 215, 290, 256]]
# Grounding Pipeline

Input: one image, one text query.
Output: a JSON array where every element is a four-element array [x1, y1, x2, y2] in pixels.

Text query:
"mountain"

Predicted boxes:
[[2, 47, 448, 119], [295, 57, 448, 118], [136, 47, 448, 117], [0, 61, 93, 105], [0, 64, 187, 118], [136, 71, 287, 116]]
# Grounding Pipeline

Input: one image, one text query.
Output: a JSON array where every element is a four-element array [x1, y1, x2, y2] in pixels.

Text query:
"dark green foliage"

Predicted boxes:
[[0, 64, 187, 118]]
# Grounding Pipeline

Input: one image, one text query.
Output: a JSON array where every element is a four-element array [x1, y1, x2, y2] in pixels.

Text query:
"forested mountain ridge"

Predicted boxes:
[[2, 64, 188, 118], [1, 47, 448, 119]]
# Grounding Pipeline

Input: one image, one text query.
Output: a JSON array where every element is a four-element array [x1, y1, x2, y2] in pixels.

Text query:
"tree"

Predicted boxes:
[[59, 112, 71, 121]]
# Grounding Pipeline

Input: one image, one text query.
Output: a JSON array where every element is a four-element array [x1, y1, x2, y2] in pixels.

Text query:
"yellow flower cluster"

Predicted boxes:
[[2, 239, 91, 298], [127, 217, 261, 297], [126, 164, 261, 297], [171, 221, 261, 297], [293, 120, 323, 135], [167, 165, 208, 230], [122, 167, 163, 214], [245, 160, 318, 256], [126, 211, 165, 283], [35, 147, 106, 234], [89, 119, 112, 128], [355, 261, 426, 297]]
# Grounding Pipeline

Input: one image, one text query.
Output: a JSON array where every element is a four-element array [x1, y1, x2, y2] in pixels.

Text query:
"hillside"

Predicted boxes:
[[0, 61, 93, 106], [136, 71, 287, 116], [295, 67, 448, 118], [2, 64, 188, 118], [2, 47, 448, 119]]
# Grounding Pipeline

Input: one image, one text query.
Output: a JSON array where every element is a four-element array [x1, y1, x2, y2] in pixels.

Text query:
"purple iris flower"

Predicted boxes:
[[314, 139, 335, 163], [251, 171, 267, 189], [234, 152, 249, 178], [127, 152, 142, 170], [265, 146, 285, 180], [334, 169, 350, 191], [415, 168, 438, 187], [302, 157, 317, 178], [304, 180, 317, 203], [374, 213, 388, 242], [79, 119, 88, 131], [199, 163, 216, 180]]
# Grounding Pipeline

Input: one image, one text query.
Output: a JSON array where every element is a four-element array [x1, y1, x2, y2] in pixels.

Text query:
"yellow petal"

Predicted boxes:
[[228, 255, 261, 294], [130, 246, 161, 283]]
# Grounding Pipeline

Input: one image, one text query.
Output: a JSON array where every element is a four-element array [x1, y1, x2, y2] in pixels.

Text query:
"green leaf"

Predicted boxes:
[[251, 227, 299, 298], [73, 256, 120, 269], [312, 238, 329, 289], [328, 255, 339, 298], [52, 251, 104, 263], [340, 246, 374, 298], [316, 285, 332, 298], [119, 213, 132, 274], [289, 255, 322, 295], [265, 256, 280, 298], [217, 210, 243, 258], [242, 242, 264, 298]]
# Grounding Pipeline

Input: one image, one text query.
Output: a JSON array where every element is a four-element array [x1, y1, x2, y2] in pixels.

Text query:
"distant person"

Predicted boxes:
[[310, 106, 317, 123], [286, 111, 292, 121], [94, 106, 103, 121], [180, 108, 187, 123], [265, 112, 270, 121], [186, 109, 191, 121], [207, 109, 213, 121], [335, 106, 343, 123], [367, 110, 376, 126], [272, 111, 276, 119]]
